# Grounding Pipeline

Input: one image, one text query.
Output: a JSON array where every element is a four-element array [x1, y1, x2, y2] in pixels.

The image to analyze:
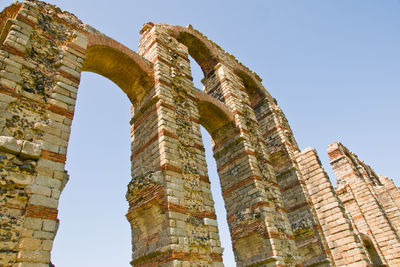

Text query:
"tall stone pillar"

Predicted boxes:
[[0, 2, 87, 265], [126, 23, 224, 266], [254, 97, 331, 265], [203, 63, 301, 266]]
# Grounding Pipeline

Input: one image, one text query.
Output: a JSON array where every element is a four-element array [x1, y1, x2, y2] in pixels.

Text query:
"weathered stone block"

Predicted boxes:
[[0, 136, 22, 154], [23, 218, 42, 231], [17, 238, 41, 250], [21, 141, 41, 159], [28, 195, 58, 209], [17, 250, 50, 263], [42, 220, 57, 232]]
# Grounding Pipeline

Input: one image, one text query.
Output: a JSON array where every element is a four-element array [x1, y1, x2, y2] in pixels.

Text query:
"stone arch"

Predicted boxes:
[[166, 25, 220, 76], [233, 68, 271, 107], [164, 24, 274, 105], [195, 90, 235, 139], [166, 25, 266, 93], [82, 33, 154, 104], [360, 233, 385, 266]]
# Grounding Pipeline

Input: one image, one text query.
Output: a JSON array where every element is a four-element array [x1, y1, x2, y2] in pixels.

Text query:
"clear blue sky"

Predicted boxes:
[[1, 1, 399, 266]]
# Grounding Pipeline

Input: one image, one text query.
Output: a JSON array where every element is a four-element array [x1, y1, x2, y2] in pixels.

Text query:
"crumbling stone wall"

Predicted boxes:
[[296, 148, 371, 266], [0, 1, 400, 267], [329, 142, 400, 265]]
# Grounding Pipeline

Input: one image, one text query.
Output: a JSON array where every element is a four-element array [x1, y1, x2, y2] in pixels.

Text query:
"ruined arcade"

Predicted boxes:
[[0, 1, 399, 266]]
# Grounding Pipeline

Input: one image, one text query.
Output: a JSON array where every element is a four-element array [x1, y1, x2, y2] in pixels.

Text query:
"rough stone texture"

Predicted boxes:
[[296, 148, 370, 266], [0, 1, 399, 267], [329, 142, 400, 266]]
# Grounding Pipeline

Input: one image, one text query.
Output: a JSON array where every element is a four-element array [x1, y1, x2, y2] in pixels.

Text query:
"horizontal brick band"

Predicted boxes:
[[46, 103, 74, 119], [262, 125, 284, 138], [163, 202, 188, 214], [131, 104, 157, 130], [327, 148, 342, 161], [251, 200, 288, 214], [217, 149, 256, 172], [154, 77, 172, 87], [1, 44, 25, 57], [41, 150, 66, 163], [193, 142, 205, 152], [126, 184, 164, 216], [190, 210, 217, 220], [250, 201, 270, 211], [15, 13, 36, 27], [159, 128, 179, 139], [231, 219, 294, 242], [131, 250, 222, 266], [131, 129, 178, 160], [225, 92, 239, 100], [222, 174, 262, 197], [66, 41, 86, 55], [0, 85, 74, 120], [157, 99, 176, 112], [141, 232, 159, 245], [0, 84, 17, 97], [130, 97, 159, 125], [59, 69, 80, 85], [342, 199, 356, 206], [25, 204, 58, 220], [159, 163, 182, 173], [131, 134, 158, 161], [162, 202, 216, 220], [4, 202, 26, 210], [256, 110, 273, 122], [231, 220, 267, 240], [211, 130, 241, 152]]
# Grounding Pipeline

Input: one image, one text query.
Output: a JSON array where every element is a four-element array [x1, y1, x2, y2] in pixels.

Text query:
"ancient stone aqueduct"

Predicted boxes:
[[0, 1, 399, 266]]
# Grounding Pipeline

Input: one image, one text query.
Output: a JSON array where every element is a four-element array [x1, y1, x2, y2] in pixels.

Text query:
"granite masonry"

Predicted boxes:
[[0, 1, 399, 266]]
